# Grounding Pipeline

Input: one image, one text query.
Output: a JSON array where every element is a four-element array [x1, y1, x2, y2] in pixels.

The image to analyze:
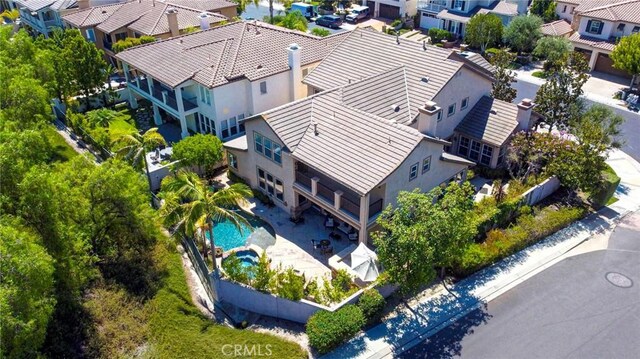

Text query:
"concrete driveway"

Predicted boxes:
[[399, 211, 640, 359], [583, 71, 631, 100]]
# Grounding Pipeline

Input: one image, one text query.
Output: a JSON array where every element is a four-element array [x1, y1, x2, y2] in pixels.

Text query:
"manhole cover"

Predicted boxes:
[[605, 272, 633, 288]]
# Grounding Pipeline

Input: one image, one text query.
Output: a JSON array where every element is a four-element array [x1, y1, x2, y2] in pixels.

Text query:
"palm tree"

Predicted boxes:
[[160, 170, 252, 276], [112, 127, 167, 189]]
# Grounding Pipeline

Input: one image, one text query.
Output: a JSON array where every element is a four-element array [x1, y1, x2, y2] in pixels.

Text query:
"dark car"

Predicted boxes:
[[315, 15, 343, 29]]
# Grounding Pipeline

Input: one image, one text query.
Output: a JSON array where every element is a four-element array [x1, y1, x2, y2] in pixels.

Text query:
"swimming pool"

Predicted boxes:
[[227, 249, 260, 268], [206, 210, 275, 252]]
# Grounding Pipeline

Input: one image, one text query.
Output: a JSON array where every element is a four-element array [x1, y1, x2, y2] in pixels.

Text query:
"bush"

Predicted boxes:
[[390, 19, 402, 28], [221, 253, 252, 284], [357, 289, 385, 325], [252, 189, 274, 206], [428, 28, 454, 43], [589, 164, 620, 208], [273, 267, 305, 301], [306, 305, 365, 354], [532, 70, 548, 79], [311, 27, 331, 37]]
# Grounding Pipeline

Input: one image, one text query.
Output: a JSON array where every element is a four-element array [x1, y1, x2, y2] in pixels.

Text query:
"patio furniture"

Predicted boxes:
[[330, 231, 342, 240], [311, 239, 321, 250], [324, 217, 335, 229], [320, 239, 331, 247], [321, 245, 333, 255], [348, 232, 358, 242]]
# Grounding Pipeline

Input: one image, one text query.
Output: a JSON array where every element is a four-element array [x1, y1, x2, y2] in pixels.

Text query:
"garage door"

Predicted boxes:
[[594, 53, 632, 79], [379, 3, 400, 19], [367, 1, 375, 11], [573, 48, 592, 63]]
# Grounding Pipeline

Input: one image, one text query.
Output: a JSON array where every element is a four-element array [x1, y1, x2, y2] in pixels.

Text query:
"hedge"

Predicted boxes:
[[306, 305, 365, 354], [590, 164, 620, 208], [357, 289, 385, 325]]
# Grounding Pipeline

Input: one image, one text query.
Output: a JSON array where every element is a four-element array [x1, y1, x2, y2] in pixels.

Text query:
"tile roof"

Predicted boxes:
[[574, 0, 630, 13], [569, 32, 617, 51], [255, 73, 430, 195], [117, 21, 349, 88], [62, 3, 124, 28], [540, 19, 573, 36], [577, 0, 640, 23], [557, 0, 582, 5], [128, 3, 227, 36], [96, 0, 156, 33], [303, 27, 494, 125], [15, 0, 76, 12], [455, 96, 520, 146], [490, 1, 518, 16], [164, 0, 237, 11], [436, 1, 518, 23]]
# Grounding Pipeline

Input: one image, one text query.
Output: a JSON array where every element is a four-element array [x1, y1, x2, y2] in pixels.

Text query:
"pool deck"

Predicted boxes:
[[244, 199, 352, 282]]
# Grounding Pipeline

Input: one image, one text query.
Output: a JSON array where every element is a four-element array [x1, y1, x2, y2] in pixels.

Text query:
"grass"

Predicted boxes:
[[108, 117, 138, 143], [606, 196, 619, 206], [146, 242, 306, 358], [532, 70, 548, 79], [43, 125, 78, 163]]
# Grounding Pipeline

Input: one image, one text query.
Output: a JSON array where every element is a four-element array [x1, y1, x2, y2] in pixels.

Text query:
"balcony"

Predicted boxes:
[[129, 77, 198, 113], [294, 167, 384, 222], [418, 1, 446, 13]]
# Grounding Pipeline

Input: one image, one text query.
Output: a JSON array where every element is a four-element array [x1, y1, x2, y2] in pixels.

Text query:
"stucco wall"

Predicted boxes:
[[556, 1, 575, 22], [578, 17, 614, 39], [431, 67, 492, 140], [250, 71, 292, 115], [382, 140, 467, 209]]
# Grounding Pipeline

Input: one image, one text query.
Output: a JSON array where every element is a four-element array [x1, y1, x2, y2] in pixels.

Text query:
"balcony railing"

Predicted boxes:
[[418, 2, 446, 12], [368, 198, 383, 219], [128, 77, 197, 112], [295, 170, 312, 190]]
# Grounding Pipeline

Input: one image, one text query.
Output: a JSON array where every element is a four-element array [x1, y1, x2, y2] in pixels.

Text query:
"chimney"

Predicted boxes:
[[417, 101, 441, 137], [166, 7, 179, 37], [516, 98, 535, 131], [198, 12, 210, 30], [287, 43, 304, 101], [78, 0, 89, 9]]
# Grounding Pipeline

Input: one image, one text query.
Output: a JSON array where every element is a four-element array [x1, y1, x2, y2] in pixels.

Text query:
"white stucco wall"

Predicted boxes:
[[578, 17, 614, 39], [250, 71, 292, 115], [431, 67, 493, 139], [381, 140, 468, 209], [556, 1, 575, 22]]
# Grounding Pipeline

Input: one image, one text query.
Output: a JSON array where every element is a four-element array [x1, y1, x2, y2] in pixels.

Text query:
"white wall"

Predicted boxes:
[[382, 140, 468, 209], [431, 67, 493, 139], [556, 1, 574, 22], [250, 71, 292, 115], [578, 16, 614, 39]]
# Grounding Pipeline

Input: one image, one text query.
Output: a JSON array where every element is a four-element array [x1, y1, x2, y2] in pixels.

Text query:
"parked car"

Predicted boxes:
[[315, 15, 343, 29], [290, 2, 316, 20], [345, 5, 369, 23]]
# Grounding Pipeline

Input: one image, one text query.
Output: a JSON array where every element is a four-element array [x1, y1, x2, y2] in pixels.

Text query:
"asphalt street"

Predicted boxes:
[[512, 79, 640, 162], [240, 3, 347, 35], [399, 212, 640, 359]]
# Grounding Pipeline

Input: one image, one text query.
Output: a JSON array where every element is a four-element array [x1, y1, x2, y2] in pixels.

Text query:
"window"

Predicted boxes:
[[437, 110, 443, 122], [198, 113, 215, 134], [260, 81, 267, 94], [422, 156, 432, 174], [264, 137, 272, 158], [562, 5, 567, 13], [480, 144, 493, 166], [257, 167, 284, 202], [409, 163, 419, 181], [273, 143, 282, 164], [114, 32, 127, 42], [221, 119, 229, 138], [633, 26, 640, 33], [229, 116, 238, 136], [458, 136, 469, 156], [453, 0, 464, 11], [617, 23, 626, 32], [497, 146, 506, 166], [86, 28, 96, 42], [469, 140, 481, 161], [254, 132, 263, 153], [228, 152, 238, 169], [238, 114, 245, 133], [199, 86, 211, 105], [447, 103, 456, 117], [461, 97, 469, 110], [587, 20, 603, 35]]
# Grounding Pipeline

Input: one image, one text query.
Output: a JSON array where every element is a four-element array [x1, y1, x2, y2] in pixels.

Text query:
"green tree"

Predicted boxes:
[[530, 0, 558, 23], [253, 251, 275, 292], [274, 267, 305, 301], [504, 15, 543, 54], [0, 220, 56, 358], [268, 0, 283, 24], [373, 182, 477, 294], [112, 36, 157, 53], [534, 52, 589, 132], [0, 76, 51, 130], [159, 170, 252, 275], [232, 0, 259, 15], [63, 30, 108, 110], [465, 13, 503, 53], [171, 133, 223, 174], [490, 50, 517, 102], [610, 32, 640, 89], [533, 36, 573, 68], [277, 10, 307, 31]]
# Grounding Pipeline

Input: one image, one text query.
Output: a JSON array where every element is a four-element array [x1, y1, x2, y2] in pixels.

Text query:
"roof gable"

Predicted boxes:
[[455, 96, 519, 146]]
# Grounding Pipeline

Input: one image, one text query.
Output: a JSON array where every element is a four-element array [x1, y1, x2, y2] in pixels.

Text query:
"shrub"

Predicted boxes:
[[311, 27, 331, 37], [222, 253, 252, 284], [306, 305, 365, 354], [357, 289, 385, 325], [227, 169, 248, 185], [390, 19, 402, 28], [485, 47, 501, 56], [589, 165, 620, 208], [274, 267, 305, 301], [428, 28, 454, 43], [252, 251, 273, 292]]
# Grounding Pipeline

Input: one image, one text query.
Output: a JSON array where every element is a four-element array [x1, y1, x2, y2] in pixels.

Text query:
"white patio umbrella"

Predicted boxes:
[[349, 242, 380, 282], [245, 227, 276, 249]]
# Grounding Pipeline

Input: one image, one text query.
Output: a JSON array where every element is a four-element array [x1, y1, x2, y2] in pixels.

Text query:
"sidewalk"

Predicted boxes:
[[513, 67, 632, 111], [322, 149, 640, 359]]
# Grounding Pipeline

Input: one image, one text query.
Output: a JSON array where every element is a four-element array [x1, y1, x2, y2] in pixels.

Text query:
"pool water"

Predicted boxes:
[[233, 249, 260, 268], [206, 210, 274, 251]]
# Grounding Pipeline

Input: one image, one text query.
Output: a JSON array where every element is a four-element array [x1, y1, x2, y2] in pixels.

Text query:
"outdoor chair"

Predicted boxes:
[[324, 217, 335, 229], [348, 232, 358, 242]]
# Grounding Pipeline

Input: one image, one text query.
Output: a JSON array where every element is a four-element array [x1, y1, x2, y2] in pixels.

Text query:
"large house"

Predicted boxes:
[[364, 0, 417, 19], [565, 0, 640, 77], [62, 0, 235, 66], [417, 0, 527, 38], [116, 21, 349, 139], [225, 28, 537, 243]]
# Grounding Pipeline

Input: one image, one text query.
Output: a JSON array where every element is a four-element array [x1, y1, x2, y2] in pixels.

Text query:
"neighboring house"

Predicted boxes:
[[540, 19, 573, 37], [224, 28, 537, 243], [568, 0, 640, 77], [62, 0, 235, 66], [555, 0, 581, 22], [364, 0, 417, 19], [417, 0, 526, 37], [116, 21, 349, 139]]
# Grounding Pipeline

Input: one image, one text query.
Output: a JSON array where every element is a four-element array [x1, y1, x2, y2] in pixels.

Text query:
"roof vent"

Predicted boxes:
[[396, 32, 400, 45], [256, 64, 263, 70], [312, 121, 319, 136], [490, 110, 497, 114], [423, 40, 426, 50], [101, 10, 107, 14], [391, 104, 400, 112], [421, 76, 429, 83]]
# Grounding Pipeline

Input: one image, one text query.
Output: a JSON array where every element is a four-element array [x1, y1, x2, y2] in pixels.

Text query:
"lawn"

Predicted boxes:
[[108, 116, 138, 143], [147, 242, 306, 358], [43, 125, 78, 163]]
